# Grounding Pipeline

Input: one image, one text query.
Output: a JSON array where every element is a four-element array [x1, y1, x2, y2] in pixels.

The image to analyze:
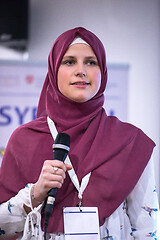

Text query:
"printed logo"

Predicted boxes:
[[25, 75, 34, 84]]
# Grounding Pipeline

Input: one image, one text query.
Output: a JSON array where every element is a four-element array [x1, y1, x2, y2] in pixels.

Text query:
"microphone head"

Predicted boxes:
[[53, 132, 70, 148], [53, 133, 70, 162]]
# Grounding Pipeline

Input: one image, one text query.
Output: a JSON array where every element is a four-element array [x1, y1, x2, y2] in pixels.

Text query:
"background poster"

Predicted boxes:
[[0, 61, 129, 165]]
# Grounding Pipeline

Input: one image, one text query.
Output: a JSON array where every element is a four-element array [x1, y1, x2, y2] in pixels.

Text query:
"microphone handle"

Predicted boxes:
[[45, 188, 58, 220], [45, 150, 68, 219]]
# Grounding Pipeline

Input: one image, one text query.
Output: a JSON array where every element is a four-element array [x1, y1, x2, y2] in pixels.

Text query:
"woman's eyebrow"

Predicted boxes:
[[85, 56, 98, 60], [62, 56, 97, 60], [62, 56, 75, 60]]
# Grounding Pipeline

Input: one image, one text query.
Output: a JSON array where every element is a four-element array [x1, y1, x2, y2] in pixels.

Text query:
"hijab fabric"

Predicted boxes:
[[0, 27, 155, 234]]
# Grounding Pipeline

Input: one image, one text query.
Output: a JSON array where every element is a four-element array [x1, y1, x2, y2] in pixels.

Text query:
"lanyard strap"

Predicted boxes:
[[47, 116, 91, 200]]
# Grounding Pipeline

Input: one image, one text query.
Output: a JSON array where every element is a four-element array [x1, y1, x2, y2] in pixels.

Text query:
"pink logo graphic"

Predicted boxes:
[[25, 75, 34, 84]]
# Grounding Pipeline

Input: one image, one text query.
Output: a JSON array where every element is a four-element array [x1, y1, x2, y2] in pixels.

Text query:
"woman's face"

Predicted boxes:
[[57, 43, 101, 103]]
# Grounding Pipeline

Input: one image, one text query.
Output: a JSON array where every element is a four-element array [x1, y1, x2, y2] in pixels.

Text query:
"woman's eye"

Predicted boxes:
[[87, 61, 98, 66], [63, 60, 75, 65]]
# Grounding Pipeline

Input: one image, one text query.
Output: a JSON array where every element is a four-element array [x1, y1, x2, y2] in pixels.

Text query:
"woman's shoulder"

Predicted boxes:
[[8, 116, 49, 144], [13, 116, 48, 133], [105, 115, 155, 146], [106, 115, 139, 133]]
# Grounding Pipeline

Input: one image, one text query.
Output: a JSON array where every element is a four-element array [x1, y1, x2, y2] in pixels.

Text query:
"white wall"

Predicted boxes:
[[1, 0, 160, 197]]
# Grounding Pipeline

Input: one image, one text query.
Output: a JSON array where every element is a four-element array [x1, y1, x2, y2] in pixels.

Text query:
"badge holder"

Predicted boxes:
[[63, 171, 100, 240], [63, 206, 100, 240]]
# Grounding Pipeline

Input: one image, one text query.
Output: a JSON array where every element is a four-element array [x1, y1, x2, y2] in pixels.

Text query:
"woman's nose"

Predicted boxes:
[[75, 63, 86, 77]]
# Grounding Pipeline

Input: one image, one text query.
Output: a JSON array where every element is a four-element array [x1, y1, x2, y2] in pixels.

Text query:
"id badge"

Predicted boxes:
[[63, 207, 100, 240]]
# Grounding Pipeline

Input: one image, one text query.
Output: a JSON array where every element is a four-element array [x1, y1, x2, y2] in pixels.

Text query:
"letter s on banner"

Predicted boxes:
[[0, 106, 12, 126]]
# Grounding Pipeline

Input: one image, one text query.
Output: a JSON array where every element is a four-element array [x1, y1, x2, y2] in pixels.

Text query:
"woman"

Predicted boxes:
[[0, 27, 159, 239]]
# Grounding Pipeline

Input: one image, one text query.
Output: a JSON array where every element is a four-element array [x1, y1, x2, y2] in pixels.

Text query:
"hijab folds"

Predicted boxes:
[[0, 27, 155, 233]]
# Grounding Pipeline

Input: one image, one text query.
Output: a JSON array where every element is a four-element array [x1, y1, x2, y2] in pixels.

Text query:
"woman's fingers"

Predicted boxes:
[[65, 163, 72, 171], [33, 160, 72, 203]]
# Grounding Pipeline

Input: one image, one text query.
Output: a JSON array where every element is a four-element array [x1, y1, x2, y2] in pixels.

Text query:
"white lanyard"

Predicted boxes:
[[47, 116, 91, 203]]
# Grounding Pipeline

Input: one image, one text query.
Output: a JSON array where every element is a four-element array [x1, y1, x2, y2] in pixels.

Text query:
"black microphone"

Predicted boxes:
[[44, 132, 70, 237]]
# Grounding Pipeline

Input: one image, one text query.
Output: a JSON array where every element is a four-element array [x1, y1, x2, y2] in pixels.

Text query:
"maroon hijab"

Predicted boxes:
[[0, 27, 155, 233]]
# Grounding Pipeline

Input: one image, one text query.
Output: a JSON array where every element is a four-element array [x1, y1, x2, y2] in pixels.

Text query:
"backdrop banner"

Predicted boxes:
[[0, 60, 129, 165]]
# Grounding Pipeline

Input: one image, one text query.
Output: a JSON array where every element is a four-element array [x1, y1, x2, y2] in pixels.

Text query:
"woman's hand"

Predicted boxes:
[[33, 160, 72, 203], [24, 160, 72, 213]]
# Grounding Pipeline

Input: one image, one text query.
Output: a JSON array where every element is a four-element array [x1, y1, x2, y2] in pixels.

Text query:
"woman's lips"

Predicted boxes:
[[71, 82, 90, 88], [71, 81, 89, 86]]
